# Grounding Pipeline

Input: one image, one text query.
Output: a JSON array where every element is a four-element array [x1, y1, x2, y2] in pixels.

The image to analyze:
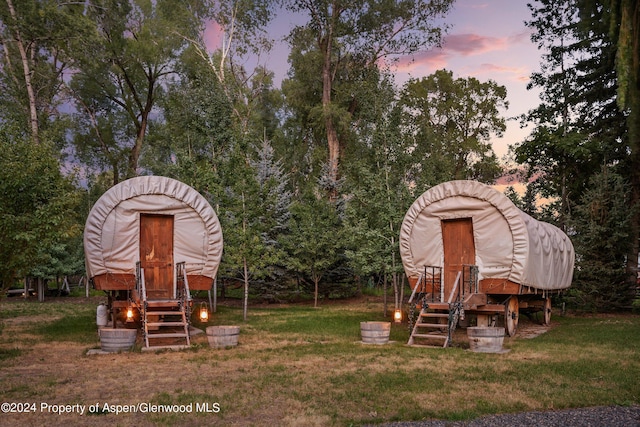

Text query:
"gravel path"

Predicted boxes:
[[370, 405, 640, 426]]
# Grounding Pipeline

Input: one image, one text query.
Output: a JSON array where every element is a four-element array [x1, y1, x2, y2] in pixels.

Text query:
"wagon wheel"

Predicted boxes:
[[543, 297, 552, 326], [505, 296, 519, 337]]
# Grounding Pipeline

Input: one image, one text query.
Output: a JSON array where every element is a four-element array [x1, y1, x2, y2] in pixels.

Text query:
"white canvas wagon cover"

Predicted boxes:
[[399, 180, 574, 291], [84, 176, 223, 289]]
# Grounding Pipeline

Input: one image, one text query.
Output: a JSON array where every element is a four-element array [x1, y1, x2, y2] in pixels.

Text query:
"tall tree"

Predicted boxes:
[[609, 0, 640, 284], [569, 167, 636, 311], [519, 1, 637, 283], [144, 46, 234, 185], [186, 0, 280, 138], [399, 69, 506, 186], [69, 0, 208, 183], [284, 189, 343, 307], [0, 128, 81, 289], [516, 1, 627, 232], [284, 0, 454, 197], [343, 72, 412, 312], [0, 0, 91, 144]]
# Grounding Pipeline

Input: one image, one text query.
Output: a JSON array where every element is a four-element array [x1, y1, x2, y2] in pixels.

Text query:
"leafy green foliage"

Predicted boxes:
[[0, 131, 81, 288], [399, 69, 505, 185], [283, 0, 455, 186], [517, 0, 640, 310], [0, 0, 93, 143], [283, 192, 344, 307], [68, 0, 209, 182]]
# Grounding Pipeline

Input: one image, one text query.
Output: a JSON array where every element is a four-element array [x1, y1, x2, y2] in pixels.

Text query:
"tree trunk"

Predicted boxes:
[[242, 191, 250, 321], [128, 108, 150, 177], [314, 275, 319, 308], [320, 7, 340, 200], [621, 0, 640, 288], [383, 273, 388, 317], [6, 0, 39, 143], [243, 256, 249, 321]]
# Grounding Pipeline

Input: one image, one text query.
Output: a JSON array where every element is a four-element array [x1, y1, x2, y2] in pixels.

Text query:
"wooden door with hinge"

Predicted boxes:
[[441, 218, 475, 301], [140, 214, 174, 299]]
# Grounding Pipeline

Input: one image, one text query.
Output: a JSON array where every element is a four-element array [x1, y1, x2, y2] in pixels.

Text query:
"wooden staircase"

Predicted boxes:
[[135, 261, 192, 351], [407, 266, 467, 348], [408, 309, 450, 347], [142, 299, 190, 350]]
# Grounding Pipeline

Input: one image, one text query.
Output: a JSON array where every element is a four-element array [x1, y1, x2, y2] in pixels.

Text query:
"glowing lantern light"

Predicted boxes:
[[199, 303, 209, 323], [393, 309, 402, 323], [126, 306, 134, 322]]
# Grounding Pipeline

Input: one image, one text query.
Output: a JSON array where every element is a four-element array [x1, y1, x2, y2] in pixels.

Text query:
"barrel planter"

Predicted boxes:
[[99, 328, 137, 352], [467, 326, 505, 353], [360, 321, 391, 344], [206, 325, 240, 349]]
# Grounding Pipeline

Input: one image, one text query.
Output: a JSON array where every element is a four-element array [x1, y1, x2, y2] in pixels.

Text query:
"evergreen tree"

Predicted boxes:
[[284, 187, 343, 307], [519, 1, 639, 300], [248, 137, 293, 301], [569, 167, 636, 311], [516, 0, 628, 232]]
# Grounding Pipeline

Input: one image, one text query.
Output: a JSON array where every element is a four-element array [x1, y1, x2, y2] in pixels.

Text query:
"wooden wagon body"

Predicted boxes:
[[399, 180, 574, 344]]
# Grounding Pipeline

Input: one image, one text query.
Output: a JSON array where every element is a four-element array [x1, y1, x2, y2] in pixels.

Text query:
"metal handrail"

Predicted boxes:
[[176, 262, 192, 325], [447, 271, 462, 304], [140, 268, 147, 305], [407, 272, 424, 304], [135, 261, 147, 304]]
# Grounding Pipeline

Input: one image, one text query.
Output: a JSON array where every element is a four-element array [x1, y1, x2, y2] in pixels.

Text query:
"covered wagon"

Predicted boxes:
[[399, 180, 574, 346], [84, 175, 223, 349]]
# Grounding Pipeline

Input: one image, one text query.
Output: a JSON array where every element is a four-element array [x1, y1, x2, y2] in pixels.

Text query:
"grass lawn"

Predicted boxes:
[[0, 295, 639, 426]]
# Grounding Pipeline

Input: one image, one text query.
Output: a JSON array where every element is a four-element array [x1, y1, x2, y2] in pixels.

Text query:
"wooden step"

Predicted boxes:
[[420, 312, 449, 318], [424, 303, 450, 310], [412, 333, 447, 340], [146, 322, 186, 327], [146, 300, 181, 307], [145, 310, 183, 316], [415, 323, 448, 329], [147, 333, 189, 339]]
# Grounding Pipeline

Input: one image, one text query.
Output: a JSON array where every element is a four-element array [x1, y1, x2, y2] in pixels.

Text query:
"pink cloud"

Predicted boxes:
[[395, 50, 450, 73], [394, 33, 510, 75], [393, 28, 536, 79], [443, 33, 508, 56], [508, 30, 533, 45], [203, 20, 224, 51], [473, 63, 531, 83], [477, 63, 527, 74]]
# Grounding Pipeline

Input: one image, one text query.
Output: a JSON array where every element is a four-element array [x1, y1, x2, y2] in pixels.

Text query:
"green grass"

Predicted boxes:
[[1, 297, 639, 426], [33, 311, 97, 344]]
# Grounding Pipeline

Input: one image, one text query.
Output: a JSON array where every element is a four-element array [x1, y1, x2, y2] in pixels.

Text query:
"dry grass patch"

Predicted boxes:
[[1, 297, 639, 426]]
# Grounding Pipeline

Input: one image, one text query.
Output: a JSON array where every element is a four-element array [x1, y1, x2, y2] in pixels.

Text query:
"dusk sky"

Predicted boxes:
[[205, 1, 544, 161]]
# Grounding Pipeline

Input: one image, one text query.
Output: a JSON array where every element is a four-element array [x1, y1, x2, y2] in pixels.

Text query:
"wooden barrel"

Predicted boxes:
[[360, 321, 391, 344], [206, 325, 240, 349], [99, 328, 137, 352], [467, 326, 505, 353]]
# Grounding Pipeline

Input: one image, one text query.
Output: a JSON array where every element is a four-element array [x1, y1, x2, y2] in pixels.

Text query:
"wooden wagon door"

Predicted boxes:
[[441, 218, 475, 300], [140, 214, 174, 299]]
